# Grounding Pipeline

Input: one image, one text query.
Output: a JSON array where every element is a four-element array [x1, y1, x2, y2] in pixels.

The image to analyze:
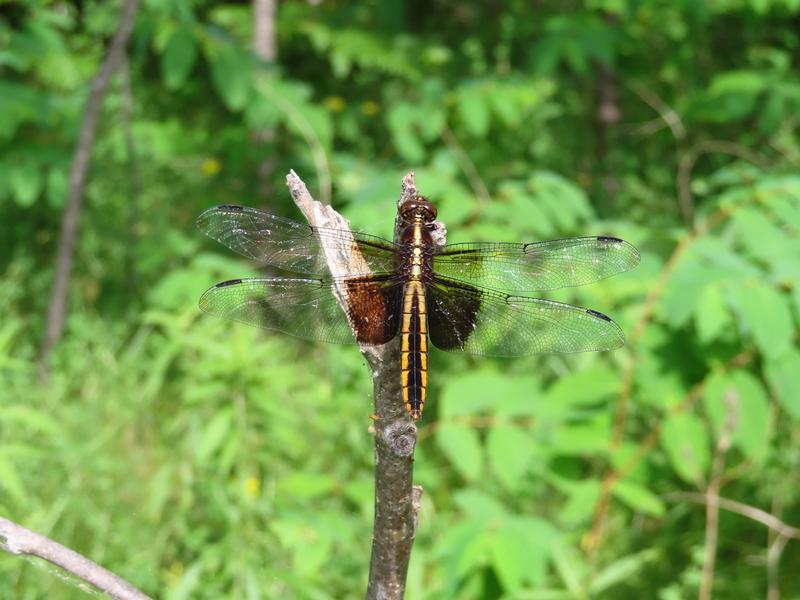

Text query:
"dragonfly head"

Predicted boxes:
[[399, 195, 437, 224]]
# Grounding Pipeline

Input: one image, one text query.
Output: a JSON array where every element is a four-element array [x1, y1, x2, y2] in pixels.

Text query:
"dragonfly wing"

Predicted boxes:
[[433, 236, 640, 292], [199, 276, 403, 345], [427, 276, 625, 356], [198, 205, 398, 276]]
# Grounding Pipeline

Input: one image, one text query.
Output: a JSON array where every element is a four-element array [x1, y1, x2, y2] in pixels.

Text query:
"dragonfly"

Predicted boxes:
[[197, 197, 639, 420]]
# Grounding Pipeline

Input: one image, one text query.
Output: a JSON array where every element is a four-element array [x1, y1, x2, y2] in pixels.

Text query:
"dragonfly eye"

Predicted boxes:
[[401, 196, 437, 221]]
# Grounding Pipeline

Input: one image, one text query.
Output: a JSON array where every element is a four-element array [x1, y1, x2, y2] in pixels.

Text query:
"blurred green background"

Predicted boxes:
[[2, 0, 800, 598]]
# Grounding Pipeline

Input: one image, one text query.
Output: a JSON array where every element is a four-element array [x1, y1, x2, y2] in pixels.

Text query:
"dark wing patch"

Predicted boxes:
[[427, 276, 625, 356], [433, 236, 640, 292], [197, 204, 398, 276], [199, 276, 402, 345], [343, 276, 403, 344]]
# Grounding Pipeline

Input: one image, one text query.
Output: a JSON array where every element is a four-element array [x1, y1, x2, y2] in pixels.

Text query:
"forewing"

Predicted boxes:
[[197, 205, 398, 276], [433, 236, 640, 292], [427, 276, 625, 356], [199, 276, 402, 345]]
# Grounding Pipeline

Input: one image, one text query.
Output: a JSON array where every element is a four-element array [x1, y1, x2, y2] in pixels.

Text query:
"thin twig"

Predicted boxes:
[[698, 389, 738, 600], [39, 0, 141, 375], [625, 81, 686, 140], [664, 493, 800, 541], [284, 171, 422, 600], [0, 517, 151, 600]]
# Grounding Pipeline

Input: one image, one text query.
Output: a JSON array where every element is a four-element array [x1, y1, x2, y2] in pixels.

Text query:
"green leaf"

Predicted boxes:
[[387, 103, 425, 162], [764, 348, 800, 419], [453, 489, 508, 519], [556, 479, 601, 524], [440, 369, 538, 418], [0, 453, 26, 503], [197, 408, 234, 462], [551, 415, 610, 455], [486, 425, 535, 491], [589, 549, 658, 594], [551, 541, 588, 596], [612, 479, 665, 517], [10, 163, 42, 206], [660, 264, 710, 327], [162, 27, 197, 90], [727, 281, 794, 359], [437, 423, 483, 480], [661, 413, 709, 484], [703, 370, 770, 462], [0, 406, 63, 435], [208, 44, 251, 111], [277, 473, 335, 499], [491, 524, 530, 592], [694, 283, 732, 344], [545, 365, 619, 409], [457, 85, 490, 137]]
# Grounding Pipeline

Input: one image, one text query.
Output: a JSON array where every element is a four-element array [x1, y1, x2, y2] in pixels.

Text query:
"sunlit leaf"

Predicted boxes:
[[486, 425, 536, 491], [437, 423, 483, 480], [457, 85, 490, 137], [612, 479, 665, 517], [694, 283, 732, 344], [764, 348, 800, 419], [162, 27, 197, 90], [588, 549, 658, 594], [703, 370, 770, 462], [9, 163, 41, 206], [491, 524, 531, 592], [197, 408, 234, 462], [661, 413, 709, 484], [727, 281, 794, 359], [208, 44, 252, 111]]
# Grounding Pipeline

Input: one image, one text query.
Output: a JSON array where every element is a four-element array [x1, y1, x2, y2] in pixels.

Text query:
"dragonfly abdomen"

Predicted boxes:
[[401, 281, 428, 420]]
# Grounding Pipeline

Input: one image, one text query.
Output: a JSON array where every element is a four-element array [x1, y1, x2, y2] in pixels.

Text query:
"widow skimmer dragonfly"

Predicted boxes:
[[197, 198, 639, 420]]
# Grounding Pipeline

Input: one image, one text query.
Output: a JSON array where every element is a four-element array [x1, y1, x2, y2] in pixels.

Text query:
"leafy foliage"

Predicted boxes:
[[2, 0, 800, 598]]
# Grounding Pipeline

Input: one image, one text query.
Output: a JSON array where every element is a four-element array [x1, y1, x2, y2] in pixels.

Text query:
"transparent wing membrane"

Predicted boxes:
[[197, 205, 398, 276], [428, 276, 625, 356], [434, 236, 640, 292], [199, 276, 403, 345]]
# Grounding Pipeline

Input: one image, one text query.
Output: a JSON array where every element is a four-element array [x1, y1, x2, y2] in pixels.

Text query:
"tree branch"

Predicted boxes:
[[39, 0, 141, 374], [284, 170, 425, 600], [0, 516, 151, 600]]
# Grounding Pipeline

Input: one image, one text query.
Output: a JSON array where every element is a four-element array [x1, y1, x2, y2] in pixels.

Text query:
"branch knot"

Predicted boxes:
[[382, 421, 417, 457]]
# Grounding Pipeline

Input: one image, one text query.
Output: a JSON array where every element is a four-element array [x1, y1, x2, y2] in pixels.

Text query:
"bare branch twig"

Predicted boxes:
[[284, 171, 422, 600], [664, 493, 800, 540], [0, 516, 151, 600]]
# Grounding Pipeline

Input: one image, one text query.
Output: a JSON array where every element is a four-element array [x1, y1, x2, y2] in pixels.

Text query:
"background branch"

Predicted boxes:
[[39, 0, 141, 374], [285, 171, 422, 600], [0, 517, 151, 600]]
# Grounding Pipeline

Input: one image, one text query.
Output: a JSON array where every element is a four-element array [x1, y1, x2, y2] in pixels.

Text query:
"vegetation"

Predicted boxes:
[[2, 0, 800, 597]]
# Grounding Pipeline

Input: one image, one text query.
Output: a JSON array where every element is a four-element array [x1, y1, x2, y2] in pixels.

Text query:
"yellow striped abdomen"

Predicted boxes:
[[400, 280, 428, 420]]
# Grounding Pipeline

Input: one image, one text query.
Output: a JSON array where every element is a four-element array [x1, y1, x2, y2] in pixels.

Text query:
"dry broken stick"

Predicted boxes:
[[0, 516, 151, 600], [285, 170, 425, 600]]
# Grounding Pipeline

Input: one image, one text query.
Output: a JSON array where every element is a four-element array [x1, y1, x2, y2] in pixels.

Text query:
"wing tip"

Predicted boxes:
[[196, 204, 247, 229], [215, 278, 244, 288], [585, 308, 612, 322], [597, 235, 642, 267]]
